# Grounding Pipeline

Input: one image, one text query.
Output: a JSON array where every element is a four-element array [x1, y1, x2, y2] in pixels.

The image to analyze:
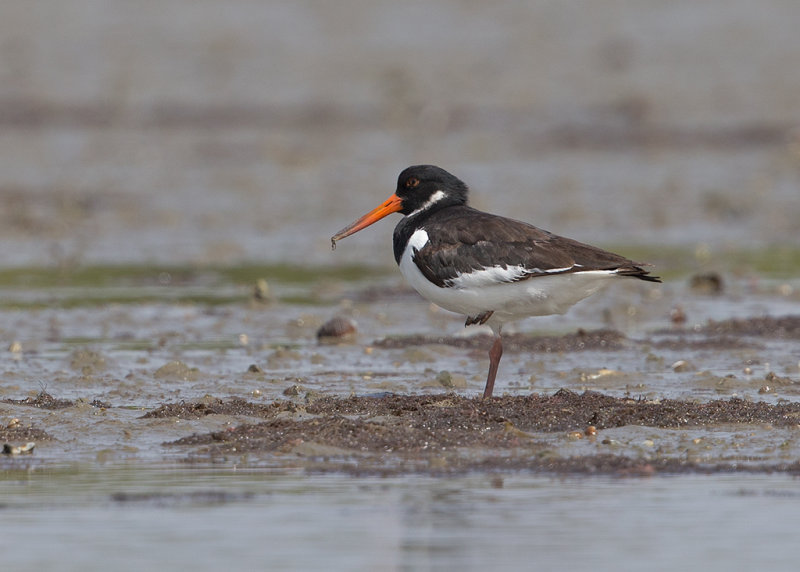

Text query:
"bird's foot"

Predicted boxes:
[[465, 311, 494, 327]]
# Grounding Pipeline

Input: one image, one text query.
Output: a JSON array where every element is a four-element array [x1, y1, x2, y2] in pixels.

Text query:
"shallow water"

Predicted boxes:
[[2, 466, 799, 571]]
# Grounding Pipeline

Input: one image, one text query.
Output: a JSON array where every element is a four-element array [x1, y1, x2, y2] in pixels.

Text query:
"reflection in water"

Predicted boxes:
[[1, 467, 798, 570]]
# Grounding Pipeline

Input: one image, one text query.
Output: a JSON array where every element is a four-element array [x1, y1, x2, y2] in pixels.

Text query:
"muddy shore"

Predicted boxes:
[[4, 315, 799, 478]]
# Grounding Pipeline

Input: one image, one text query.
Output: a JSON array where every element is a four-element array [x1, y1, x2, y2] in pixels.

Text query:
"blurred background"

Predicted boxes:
[[1, 0, 799, 268]]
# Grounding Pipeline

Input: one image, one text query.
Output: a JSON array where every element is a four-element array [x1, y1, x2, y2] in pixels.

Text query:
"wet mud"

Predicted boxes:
[[375, 315, 800, 353], [2, 288, 799, 476], [375, 329, 628, 352], [158, 390, 800, 477]]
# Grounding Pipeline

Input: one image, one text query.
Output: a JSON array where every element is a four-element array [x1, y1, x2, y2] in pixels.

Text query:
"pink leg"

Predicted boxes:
[[483, 336, 503, 398]]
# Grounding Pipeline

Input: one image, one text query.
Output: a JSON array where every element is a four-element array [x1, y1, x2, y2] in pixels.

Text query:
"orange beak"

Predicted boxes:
[[331, 194, 403, 249]]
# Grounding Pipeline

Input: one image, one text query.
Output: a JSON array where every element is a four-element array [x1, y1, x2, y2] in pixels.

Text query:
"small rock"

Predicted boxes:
[[8, 341, 22, 353], [583, 368, 620, 381], [247, 363, 264, 373], [765, 371, 793, 386], [283, 384, 302, 397], [670, 306, 687, 326], [689, 272, 724, 295], [253, 279, 273, 303], [154, 360, 200, 381], [316, 316, 358, 343], [671, 360, 693, 373], [435, 370, 467, 389], [70, 348, 107, 374]]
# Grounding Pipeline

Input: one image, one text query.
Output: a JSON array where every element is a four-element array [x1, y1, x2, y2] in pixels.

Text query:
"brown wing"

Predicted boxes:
[[411, 206, 660, 287]]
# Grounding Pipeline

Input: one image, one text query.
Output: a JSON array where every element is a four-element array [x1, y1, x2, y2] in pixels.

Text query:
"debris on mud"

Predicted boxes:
[[141, 396, 282, 419], [2, 391, 111, 411], [3, 391, 75, 410], [165, 390, 800, 476], [0, 423, 51, 443]]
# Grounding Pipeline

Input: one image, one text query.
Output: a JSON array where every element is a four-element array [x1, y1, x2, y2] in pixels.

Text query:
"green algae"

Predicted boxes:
[[0, 262, 389, 309], [0, 245, 797, 310], [0, 262, 387, 289]]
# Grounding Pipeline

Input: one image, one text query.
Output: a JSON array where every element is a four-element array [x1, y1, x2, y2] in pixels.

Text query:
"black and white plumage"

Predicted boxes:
[[332, 165, 660, 398]]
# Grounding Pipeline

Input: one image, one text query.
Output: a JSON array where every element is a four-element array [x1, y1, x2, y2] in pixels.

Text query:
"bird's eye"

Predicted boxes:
[[406, 177, 419, 188]]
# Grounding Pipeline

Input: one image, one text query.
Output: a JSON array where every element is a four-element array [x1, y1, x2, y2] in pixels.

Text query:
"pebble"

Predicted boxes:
[[671, 360, 693, 373], [435, 370, 467, 389], [153, 360, 200, 381], [283, 384, 302, 397], [765, 372, 793, 386], [670, 306, 687, 325], [253, 279, 273, 303], [316, 316, 358, 343], [689, 271, 724, 295], [70, 348, 107, 373]]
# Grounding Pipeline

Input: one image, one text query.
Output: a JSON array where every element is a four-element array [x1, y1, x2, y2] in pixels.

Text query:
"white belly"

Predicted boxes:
[[398, 230, 617, 324]]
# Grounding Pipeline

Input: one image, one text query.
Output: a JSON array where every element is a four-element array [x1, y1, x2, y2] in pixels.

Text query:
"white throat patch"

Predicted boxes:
[[406, 190, 446, 218]]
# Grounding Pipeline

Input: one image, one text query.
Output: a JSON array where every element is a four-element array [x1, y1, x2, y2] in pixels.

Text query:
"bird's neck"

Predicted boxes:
[[392, 204, 467, 264]]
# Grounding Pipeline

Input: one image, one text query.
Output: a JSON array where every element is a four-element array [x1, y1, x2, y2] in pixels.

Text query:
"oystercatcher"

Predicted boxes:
[[331, 165, 661, 398]]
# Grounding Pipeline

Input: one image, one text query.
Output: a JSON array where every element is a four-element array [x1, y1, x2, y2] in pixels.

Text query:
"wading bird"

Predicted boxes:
[[332, 165, 660, 398]]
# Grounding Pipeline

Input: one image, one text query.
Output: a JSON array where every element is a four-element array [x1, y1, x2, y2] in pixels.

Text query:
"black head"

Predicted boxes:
[[395, 165, 469, 216], [331, 165, 468, 247]]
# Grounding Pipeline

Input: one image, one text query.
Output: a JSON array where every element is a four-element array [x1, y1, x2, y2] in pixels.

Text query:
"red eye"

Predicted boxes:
[[406, 177, 419, 188]]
